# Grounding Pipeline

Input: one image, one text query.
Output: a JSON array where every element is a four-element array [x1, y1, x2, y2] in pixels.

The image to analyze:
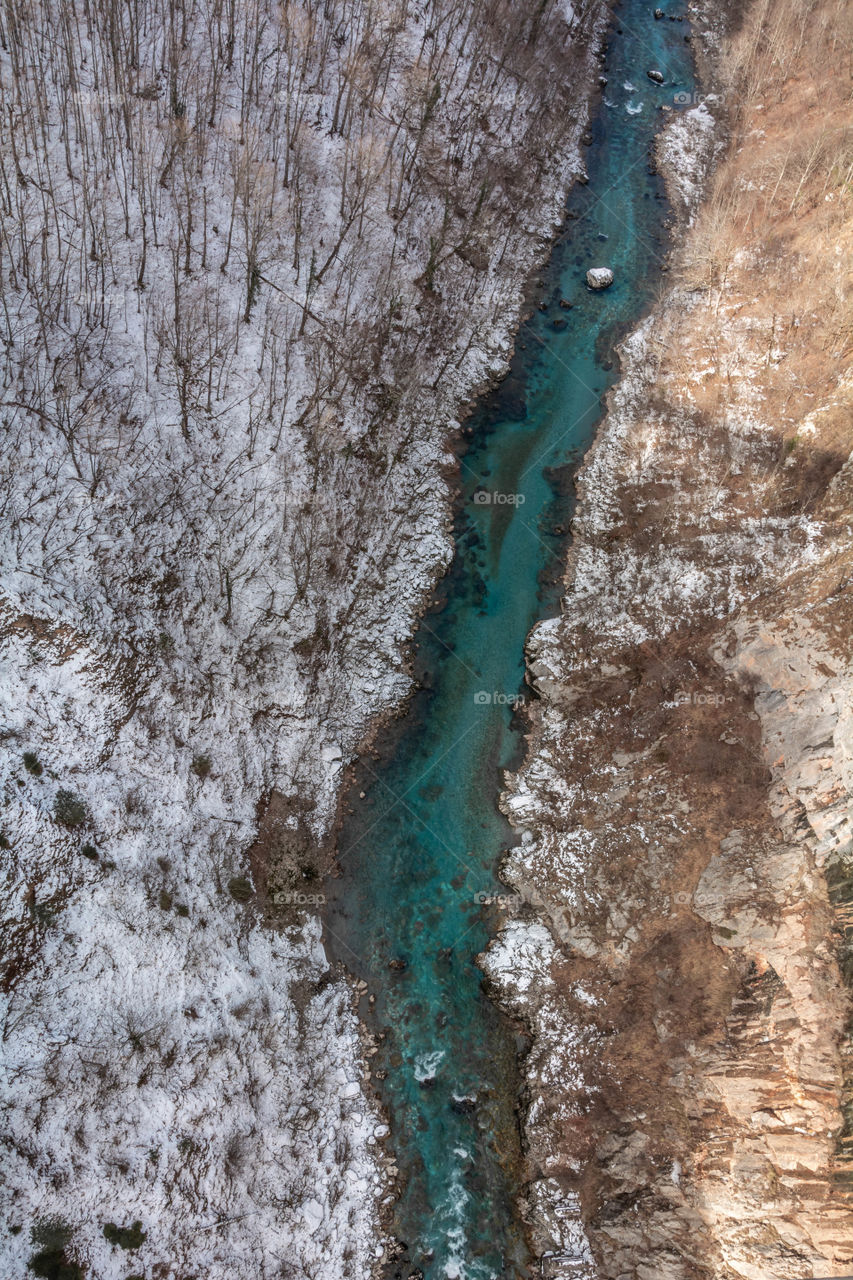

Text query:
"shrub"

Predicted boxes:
[[123, 788, 147, 816], [103, 1221, 146, 1250], [28, 1219, 82, 1280], [158, 889, 173, 911], [175, 902, 190, 917], [227, 876, 253, 902], [191, 753, 211, 779], [23, 752, 42, 776], [81, 844, 99, 860], [53, 790, 88, 828], [33, 901, 57, 927]]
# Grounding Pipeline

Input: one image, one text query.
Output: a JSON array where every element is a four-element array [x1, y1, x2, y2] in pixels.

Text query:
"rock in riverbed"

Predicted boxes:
[[586, 267, 614, 289]]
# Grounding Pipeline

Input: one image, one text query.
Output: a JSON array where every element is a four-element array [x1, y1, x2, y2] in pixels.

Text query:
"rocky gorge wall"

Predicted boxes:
[[482, 0, 853, 1275]]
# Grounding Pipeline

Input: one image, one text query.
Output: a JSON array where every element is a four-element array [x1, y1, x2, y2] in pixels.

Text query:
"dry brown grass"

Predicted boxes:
[[682, 0, 853, 284], [722, 0, 853, 108], [671, 0, 853, 493]]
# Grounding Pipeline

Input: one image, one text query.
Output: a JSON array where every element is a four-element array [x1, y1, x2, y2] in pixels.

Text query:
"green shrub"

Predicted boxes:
[[158, 890, 173, 911], [81, 844, 99, 861], [227, 876, 253, 903], [28, 1218, 81, 1280], [175, 902, 190, 917], [53, 790, 88, 827], [23, 752, 42, 776], [191, 753, 211, 779], [103, 1221, 146, 1250]]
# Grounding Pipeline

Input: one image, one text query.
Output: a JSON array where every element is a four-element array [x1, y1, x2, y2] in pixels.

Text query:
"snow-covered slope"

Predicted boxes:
[[0, 0, 607, 1274]]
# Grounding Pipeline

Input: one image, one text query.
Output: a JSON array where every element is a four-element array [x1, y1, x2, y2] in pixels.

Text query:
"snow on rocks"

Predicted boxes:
[[480, 919, 556, 997], [586, 267, 615, 289], [657, 98, 725, 222]]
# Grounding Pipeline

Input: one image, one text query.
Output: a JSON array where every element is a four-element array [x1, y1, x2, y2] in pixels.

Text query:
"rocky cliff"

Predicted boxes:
[[482, 0, 853, 1275]]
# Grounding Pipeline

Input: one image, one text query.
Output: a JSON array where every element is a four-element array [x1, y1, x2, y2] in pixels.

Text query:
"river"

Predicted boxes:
[[324, 4, 696, 1276]]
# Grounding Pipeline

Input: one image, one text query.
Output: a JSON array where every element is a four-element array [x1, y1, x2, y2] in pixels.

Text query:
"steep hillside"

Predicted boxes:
[[483, 0, 853, 1275], [0, 1, 609, 1276]]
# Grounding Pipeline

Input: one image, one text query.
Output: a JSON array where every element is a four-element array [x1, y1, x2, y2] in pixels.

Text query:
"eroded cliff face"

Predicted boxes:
[[482, 1, 853, 1275]]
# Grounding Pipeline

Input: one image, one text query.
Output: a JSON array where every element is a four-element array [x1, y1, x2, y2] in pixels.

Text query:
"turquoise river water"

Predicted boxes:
[[325, 4, 696, 1276]]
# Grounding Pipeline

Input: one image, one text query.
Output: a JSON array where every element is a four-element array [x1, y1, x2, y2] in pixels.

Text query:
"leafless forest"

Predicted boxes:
[[0, 1, 603, 1276]]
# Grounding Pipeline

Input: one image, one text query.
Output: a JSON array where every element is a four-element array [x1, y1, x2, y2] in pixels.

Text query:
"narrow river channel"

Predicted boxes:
[[324, 4, 696, 1276]]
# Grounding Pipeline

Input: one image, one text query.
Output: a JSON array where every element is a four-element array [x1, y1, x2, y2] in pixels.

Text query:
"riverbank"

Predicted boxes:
[[326, 6, 701, 1277], [482, 0, 853, 1274]]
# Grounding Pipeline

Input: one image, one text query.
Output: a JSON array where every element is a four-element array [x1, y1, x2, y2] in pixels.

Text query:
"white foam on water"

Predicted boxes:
[[439, 1170, 470, 1279], [413, 1048, 445, 1082]]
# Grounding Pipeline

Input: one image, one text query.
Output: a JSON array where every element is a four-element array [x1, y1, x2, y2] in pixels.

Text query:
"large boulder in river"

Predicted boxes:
[[586, 267, 614, 290]]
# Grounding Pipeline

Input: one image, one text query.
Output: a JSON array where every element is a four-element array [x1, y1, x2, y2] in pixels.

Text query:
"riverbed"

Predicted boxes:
[[324, 5, 697, 1276]]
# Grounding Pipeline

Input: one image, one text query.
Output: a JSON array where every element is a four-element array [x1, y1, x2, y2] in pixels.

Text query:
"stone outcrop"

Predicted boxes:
[[587, 268, 615, 290], [482, 0, 853, 1274]]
